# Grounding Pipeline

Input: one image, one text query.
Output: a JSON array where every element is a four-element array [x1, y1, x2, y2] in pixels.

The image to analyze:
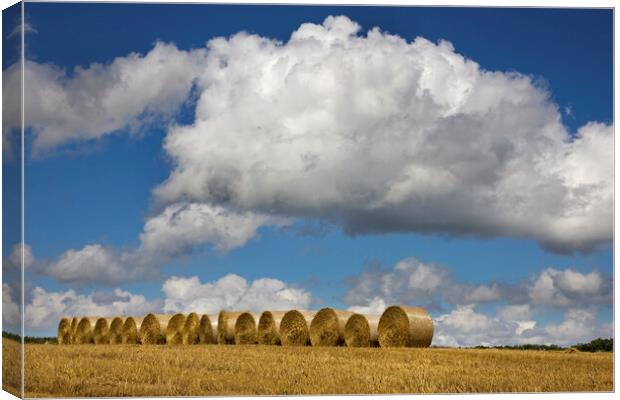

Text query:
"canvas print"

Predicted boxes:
[[1, 2, 613, 397]]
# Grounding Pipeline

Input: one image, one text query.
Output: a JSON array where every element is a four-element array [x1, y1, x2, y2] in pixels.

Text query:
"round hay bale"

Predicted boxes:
[[378, 305, 433, 348], [166, 313, 186, 345], [74, 317, 94, 344], [140, 313, 164, 344], [198, 314, 216, 344], [257, 311, 287, 345], [93, 318, 110, 344], [182, 312, 200, 345], [217, 311, 245, 344], [310, 308, 353, 346], [57, 318, 72, 345], [565, 347, 580, 354], [121, 317, 139, 344], [344, 314, 380, 347], [234, 312, 260, 345], [70, 317, 79, 344], [109, 317, 124, 344], [280, 310, 315, 346]]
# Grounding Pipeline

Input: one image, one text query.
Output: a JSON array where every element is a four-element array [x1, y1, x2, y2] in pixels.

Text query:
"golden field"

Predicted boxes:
[[3, 338, 613, 397]]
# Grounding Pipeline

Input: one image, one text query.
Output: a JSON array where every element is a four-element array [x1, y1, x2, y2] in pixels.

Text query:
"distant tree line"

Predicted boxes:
[[472, 343, 563, 351], [471, 338, 613, 352], [2, 331, 57, 344], [574, 338, 613, 352]]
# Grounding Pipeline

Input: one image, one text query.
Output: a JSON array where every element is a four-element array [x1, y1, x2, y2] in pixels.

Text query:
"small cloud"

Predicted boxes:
[[8, 21, 37, 39]]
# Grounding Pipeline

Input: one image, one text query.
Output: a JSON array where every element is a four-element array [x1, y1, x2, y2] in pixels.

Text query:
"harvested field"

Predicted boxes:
[[9, 338, 612, 397]]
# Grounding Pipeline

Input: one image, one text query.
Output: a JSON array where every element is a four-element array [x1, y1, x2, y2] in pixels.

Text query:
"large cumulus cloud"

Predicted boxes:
[[145, 16, 613, 253]]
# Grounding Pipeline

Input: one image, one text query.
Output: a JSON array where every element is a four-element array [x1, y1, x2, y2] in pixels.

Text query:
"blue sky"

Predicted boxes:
[[2, 4, 613, 346]]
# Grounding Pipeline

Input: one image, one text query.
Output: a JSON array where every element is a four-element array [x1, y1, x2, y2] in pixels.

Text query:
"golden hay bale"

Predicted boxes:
[[198, 314, 216, 344], [257, 311, 287, 345], [109, 317, 124, 344], [57, 318, 72, 345], [565, 347, 580, 354], [182, 312, 200, 345], [93, 318, 110, 344], [166, 313, 186, 345], [121, 317, 139, 344], [218, 311, 245, 344], [309, 308, 354, 346], [139, 313, 164, 344], [344, 314, 380, 347], [378, 305, 433, 348], [280, 310, 315, 346], [74, 317, 94, 344], [234, 312, 260, 345], [70, 317, 79, 344]]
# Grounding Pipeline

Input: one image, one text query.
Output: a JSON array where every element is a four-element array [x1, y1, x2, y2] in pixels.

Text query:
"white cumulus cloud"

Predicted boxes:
[[528, 267, 611, 307], [151, 15, 611, 253], [3, 283, 21, 328], [344, 257, 503, 310], [44, 203, 288, 285], [4, 42, 206, 155], [20, 272, 310, 335], [434, 304, 611, 347], [23, 286, 161, 333], [162, 274, 311, 314]]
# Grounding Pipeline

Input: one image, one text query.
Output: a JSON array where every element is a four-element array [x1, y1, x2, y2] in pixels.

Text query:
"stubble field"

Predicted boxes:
[[3, 338, 613, 397]]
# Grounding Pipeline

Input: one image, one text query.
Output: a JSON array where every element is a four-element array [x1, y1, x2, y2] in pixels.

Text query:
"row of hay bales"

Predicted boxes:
[[57, 305, 433, 348]]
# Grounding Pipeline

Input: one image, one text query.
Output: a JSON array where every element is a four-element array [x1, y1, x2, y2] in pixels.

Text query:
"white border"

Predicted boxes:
[[0, 1, 616, 400]]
